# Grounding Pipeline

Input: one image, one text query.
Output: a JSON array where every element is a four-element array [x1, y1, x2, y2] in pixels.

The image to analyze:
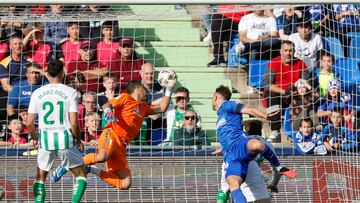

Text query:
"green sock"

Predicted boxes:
[[72, 177, 87, 203], [33, 180, 45, 203], [216, 189, 229, 203]]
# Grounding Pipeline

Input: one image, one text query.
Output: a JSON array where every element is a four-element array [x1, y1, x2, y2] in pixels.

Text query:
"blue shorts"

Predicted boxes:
[[223, 136, 256, 181]]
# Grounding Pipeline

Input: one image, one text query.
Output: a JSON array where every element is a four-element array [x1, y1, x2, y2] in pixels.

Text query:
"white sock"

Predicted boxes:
[[89, 165, 101, 176], [276, 166, 283, 171]]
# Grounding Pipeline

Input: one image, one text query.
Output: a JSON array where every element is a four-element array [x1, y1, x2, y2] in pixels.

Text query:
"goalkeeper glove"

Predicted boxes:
[[104, 108, 117, 122]]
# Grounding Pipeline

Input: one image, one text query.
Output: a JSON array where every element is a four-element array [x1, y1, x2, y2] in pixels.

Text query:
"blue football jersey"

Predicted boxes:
[[216, 101, 246, 151]]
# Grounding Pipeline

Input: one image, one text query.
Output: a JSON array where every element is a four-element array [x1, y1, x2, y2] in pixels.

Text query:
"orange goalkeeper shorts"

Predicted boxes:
[[97, 128, 130, 173]]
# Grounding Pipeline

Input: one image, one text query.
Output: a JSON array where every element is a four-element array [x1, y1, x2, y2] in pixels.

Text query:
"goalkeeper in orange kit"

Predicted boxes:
[[51, 78, 176, 190]]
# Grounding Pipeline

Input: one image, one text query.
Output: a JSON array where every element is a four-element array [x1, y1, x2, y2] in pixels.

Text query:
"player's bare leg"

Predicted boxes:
[[247, 139, 297, 179], [226, 175, 247, 203]]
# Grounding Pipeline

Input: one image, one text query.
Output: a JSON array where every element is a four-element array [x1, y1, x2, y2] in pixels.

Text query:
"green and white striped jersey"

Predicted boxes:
[[28, 83, 78, 150]]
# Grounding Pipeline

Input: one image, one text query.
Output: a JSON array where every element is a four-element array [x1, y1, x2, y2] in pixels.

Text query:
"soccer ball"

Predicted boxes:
[[158, 68, 177, 87]]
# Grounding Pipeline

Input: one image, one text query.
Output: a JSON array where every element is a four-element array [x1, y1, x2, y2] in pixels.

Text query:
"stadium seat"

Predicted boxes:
[[334, 58, 360, 92], [283, 107, 295, 139], [349, 37, 360, 59], [324, 37, 345, 60], [346, 32, 360, 39], [248, 60, 269, 89], [227, 32, 248, 68]]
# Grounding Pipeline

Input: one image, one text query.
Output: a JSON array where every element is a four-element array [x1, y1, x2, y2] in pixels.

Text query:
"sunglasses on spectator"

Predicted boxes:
[[176, 96, 187, 101], [184, 116, 196, 120]]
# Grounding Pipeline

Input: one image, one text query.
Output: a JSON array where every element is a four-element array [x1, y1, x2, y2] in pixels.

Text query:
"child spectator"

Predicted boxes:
[[317, 79, 352, 125], [58, 21, 82, 71], [0, 115, 33, 148], [22, 22, 52, 69], [321, 107, 357, 152], [314, 50, 336, 97], [97, 73, 117, 107], [81, 112, 101, 146], [293, 118, 326, 155], [96, 21, 120, 68], [44, 5, 67, 46], [288, 17, 323, 71], [289, 79, 319, 131], [173, 110, 207, 148]]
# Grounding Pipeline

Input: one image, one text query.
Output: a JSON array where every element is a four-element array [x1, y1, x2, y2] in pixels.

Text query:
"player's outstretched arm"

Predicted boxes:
[[241, 107, 268, 119], [241, 106, 280, 121], [152, 96, 171, 114], [151, 78, 176, 114]]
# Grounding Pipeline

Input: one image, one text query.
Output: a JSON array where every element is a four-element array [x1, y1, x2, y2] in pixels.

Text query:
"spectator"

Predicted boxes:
[[78, 91, 99, 130], [276, 6, 301, 40], [7, 63, 43, 116], [141, 63, 166, 145], [317, 79, 352, 125], [59, 21, 82, 71], [238, 9, 281, 63], [313, 50, 336, 97], [207, 5, 250, 67], [67, 40, 107, 92], [293, 118, 326, 155], [163, 87, 201, 146], [0, 35, 31, 121], [81, 111, 101, 147], [321, 107, 357, 152], [97, 73, 117, 107], [0, 114, 33, 147], [173, 110, 207, 147], [262, 40, 308, 142], [288, 17, 323, 71], [289, 79, 319, 131], [109, 37, 144, 92], [141, 63, 164, 105], [44, 5, 67, 46], [79, 5, 119, 43], [96, 21, 120, 68], [0, 5, 24, 38], [333, 4, 360, 34], [22, 22, 52, 69], [68, 72, 87, 103], [0, 38, 9, 62], [0, 35, 31, 91]]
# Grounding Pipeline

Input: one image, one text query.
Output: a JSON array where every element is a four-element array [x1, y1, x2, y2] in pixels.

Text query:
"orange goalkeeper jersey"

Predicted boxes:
[[106, 93, 155, 143]]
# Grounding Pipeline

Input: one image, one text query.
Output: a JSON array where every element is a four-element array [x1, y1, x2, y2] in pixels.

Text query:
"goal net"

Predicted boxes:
[[1, 4, 360, 202]]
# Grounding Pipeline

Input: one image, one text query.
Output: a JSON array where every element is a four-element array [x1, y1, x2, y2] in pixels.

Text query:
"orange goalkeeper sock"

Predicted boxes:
[[100, 170, 123, 190], [83, 153, 97, 165]]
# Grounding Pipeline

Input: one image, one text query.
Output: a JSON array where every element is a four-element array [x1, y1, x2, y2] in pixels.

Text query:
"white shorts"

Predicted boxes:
[[220, 160, 270, 202], [37, 146, 84, 172]]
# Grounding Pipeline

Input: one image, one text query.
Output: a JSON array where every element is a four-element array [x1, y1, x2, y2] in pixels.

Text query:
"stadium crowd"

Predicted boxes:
[[0, 4, 359, 155]]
